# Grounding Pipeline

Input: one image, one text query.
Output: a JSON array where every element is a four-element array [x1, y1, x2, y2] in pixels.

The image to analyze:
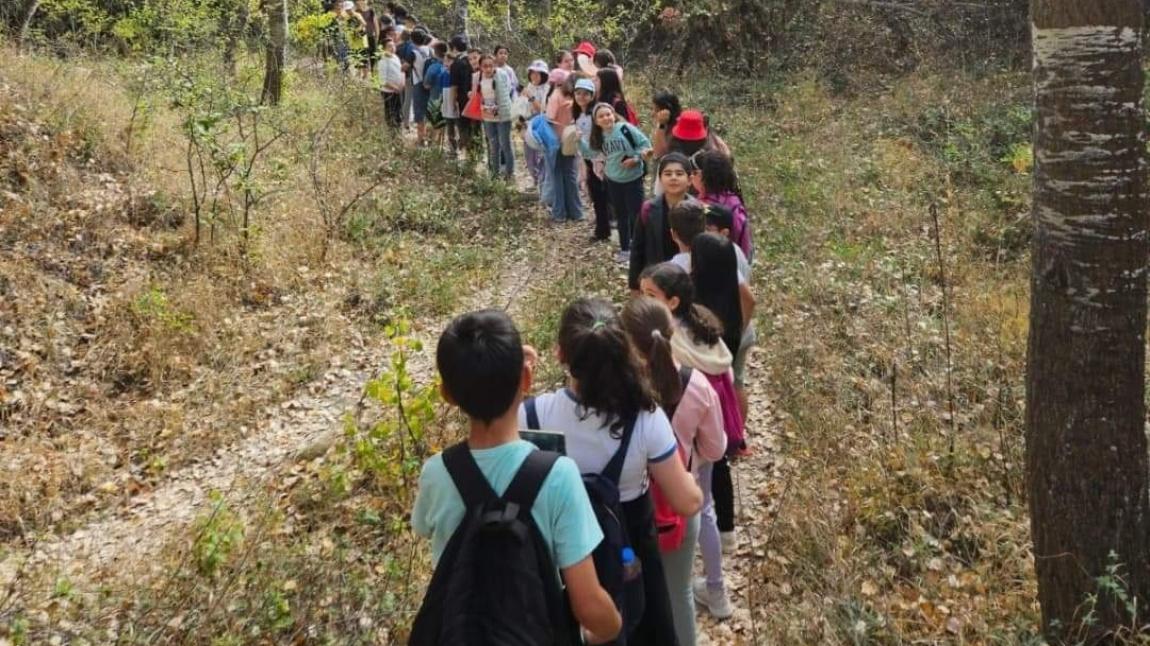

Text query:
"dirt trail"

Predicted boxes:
[[697, 357, 784, 645], [1, 140, 784, 642], [0, 204, 582, 589]]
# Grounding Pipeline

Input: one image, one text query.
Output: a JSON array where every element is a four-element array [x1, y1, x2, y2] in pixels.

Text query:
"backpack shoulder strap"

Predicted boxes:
[[601, 414, 638, 485], [621, 123, 638, 150], [442, 442, 499, 509], [502, 450, 561, 513], [639, 198, 652, 225], [679, 366, 694, 390], [665, 366, 695, 422], [524, 397, 540, 430]]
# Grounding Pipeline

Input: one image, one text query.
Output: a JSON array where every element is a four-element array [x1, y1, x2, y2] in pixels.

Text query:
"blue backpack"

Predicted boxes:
[[529, 114, 559, 154]]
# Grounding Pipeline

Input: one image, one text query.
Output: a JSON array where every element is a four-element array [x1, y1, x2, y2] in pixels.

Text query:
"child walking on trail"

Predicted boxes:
[[668, 204, 755, 342], [378, 38, 404, 129], [629, 153, 697, 291], [410, 310, 621, 645], [519, 298, 702, 646], [584, 103, 653, 263], [621, 296, 728, 646], [691, 231, 756, 427], [638, 263, 745, 620], [522, 59, 550, 188], [408, 28, 433, 144], [691, 150, 753, 263], [572, 77, 612, 243], [698, 203, 758, 420], [546, 69, 582, 222], [478, 53, 515, 181], [447, 35, 474, 157]]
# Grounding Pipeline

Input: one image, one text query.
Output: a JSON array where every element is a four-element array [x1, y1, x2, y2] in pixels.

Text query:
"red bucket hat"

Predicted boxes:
[[671, 110, 708, 141], [573, 41, 597, 58]]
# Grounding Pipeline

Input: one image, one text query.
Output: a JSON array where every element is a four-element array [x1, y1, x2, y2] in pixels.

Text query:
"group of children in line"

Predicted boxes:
[[322, 14, 767, 642], [405, 40, 759, 640]]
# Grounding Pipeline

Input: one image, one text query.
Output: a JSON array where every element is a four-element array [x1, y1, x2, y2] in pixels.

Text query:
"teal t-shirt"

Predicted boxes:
[[411, 440, 604, 569], [596, 122, 651, 184]]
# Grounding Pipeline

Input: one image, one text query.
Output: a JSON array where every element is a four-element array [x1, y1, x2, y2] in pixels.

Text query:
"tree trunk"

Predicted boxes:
[[16, 0, 40, 43], [1027, 1, 1150, 642], [453, 0, 469, 39], [260, 0, 287, 106], [221, 0, 250, 77]]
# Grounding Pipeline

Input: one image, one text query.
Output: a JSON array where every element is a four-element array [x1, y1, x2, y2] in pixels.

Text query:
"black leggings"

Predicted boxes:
[[713, 457, 735, 533], [382, 92, 402, 129], [621, 492, 679, 646], [585, 160, 612, 240], [606, 176, 643, 253]]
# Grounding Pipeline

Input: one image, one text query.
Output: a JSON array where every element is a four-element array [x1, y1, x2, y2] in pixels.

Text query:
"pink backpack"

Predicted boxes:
[[704, 371, 745, 454]]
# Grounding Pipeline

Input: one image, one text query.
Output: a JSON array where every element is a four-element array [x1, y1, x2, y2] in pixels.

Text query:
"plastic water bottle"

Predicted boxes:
[[621, 546, 642, 582]]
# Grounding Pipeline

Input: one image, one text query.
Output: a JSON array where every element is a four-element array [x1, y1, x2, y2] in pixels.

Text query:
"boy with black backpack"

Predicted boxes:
[[410, 310, 622, 646]]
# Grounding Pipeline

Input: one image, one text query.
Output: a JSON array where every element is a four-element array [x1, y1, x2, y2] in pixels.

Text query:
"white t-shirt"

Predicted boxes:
[[412, 45, 432, 82], [518, 389, 678, 502], [670, 246, 751, 284], [378, 55, 404, 92]]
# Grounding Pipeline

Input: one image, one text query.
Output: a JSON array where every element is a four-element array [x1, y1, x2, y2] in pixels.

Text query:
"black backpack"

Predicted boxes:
[[524, 400, 646, 643], [408, 443, 580, 646], [620, 124, 647, 177]]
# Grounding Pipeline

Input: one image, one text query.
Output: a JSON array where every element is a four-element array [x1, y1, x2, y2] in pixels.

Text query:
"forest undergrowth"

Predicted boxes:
[[0, 43, 1055, 644]]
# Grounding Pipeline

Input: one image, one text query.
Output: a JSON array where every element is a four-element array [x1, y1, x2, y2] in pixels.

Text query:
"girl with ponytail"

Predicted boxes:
[[520, 297, 701, 645], [637, 262, 744, 620], [622, 297, 727, 646]]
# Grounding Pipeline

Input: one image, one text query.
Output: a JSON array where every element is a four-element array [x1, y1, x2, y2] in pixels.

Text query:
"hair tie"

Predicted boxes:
[[650, 329, 663, 341], [591, 320, 606, 331]]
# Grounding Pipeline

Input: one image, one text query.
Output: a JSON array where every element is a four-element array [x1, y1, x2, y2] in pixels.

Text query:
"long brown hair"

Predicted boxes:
[[621, 297, 684, 414], [639, 262, 724, 347], [558, 297, 657, 437]]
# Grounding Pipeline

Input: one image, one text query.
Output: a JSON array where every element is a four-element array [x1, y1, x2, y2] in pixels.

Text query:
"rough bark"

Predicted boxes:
[[260, 0, 287, 106], [221, 0, 251, 77], [453, 0, 469, 38], [1026, 1, 1150, 642], [16, 0, 40, 43]]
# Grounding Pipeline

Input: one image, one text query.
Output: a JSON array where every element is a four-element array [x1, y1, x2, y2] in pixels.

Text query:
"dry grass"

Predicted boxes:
[[0, 48, 526, 545], [1, 46, 1056, 644], [693, 70, 1042, 642]]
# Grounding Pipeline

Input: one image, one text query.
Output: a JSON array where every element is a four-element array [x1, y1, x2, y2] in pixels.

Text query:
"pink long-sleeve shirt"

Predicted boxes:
[[670, 367, 728, 472]]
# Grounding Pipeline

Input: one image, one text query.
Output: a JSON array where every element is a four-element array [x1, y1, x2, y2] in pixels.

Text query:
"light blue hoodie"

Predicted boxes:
[[582, 122, 651, 184]]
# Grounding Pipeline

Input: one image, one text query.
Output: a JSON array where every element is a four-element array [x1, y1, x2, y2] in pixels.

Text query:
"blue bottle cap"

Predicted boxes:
[[621, 547, 635, 563]]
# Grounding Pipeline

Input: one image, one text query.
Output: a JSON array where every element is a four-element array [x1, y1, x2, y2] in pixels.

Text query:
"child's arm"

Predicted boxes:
[[633, 126, 653, 158], [693, 380, 728, 463], [627, 212, 646, 292], [739, 282, 755, 331], [713, 133, 732, 158], [562, 557, 622, 643], [651, 125, 669, 159], [649, 448, 703, 517]]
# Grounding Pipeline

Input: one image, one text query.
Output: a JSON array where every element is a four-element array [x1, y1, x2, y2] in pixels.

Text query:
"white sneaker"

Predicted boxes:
[[614, 250, 630, 264], [693, 578, 733, 619], [720, 531, 736, 555]]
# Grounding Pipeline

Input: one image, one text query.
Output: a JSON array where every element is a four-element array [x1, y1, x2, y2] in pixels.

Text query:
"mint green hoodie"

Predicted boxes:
[[582, 122, 651, 184]]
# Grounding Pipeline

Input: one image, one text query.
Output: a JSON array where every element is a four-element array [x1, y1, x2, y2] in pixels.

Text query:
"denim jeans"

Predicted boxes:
[[483, 120, 514, 179], [660, 512, 700, 646], [549, 152, 582, 221], [606, 175, 643, 252]]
